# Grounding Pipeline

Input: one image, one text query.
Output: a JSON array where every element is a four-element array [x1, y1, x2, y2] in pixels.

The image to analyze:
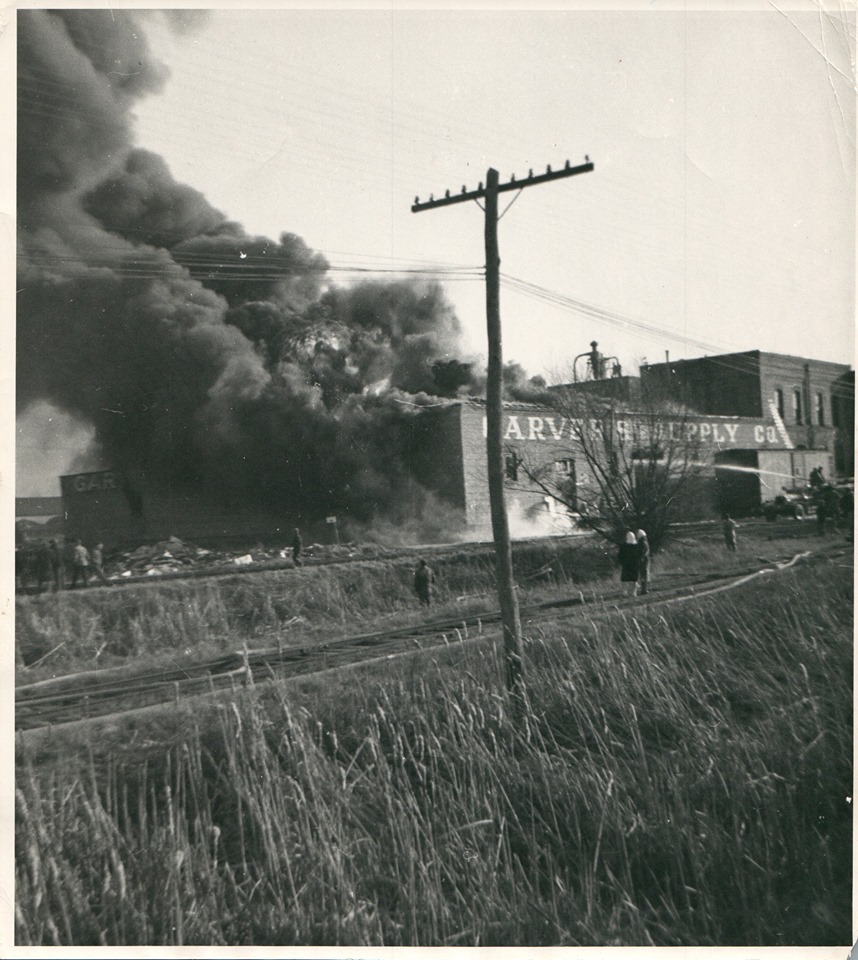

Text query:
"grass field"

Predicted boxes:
[[14, 523, 852, 947], [15, 522, 826, 682], [15, 536, 617, 680]]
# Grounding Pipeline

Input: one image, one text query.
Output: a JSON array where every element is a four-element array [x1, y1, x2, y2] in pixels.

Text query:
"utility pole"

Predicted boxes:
[[412, 158, 594, 695]]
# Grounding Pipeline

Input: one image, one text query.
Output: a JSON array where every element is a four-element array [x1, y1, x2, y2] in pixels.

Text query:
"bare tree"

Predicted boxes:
[[515, 380, 704, 552]]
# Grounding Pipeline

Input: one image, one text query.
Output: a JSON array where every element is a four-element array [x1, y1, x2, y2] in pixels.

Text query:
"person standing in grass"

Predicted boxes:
[[292, 528, 303, 567], [90, 542, 112, 586], [838, 486, 853, 537], [33, 541, 52, 594], [617, 531, 639, 596], [823, 485, 840, 534], [635, 529, 650, 596], [70, 538, 90, 588], [722, 514, 739, 551], [414, 558, 435, 606], [48, 539, 65, 592]]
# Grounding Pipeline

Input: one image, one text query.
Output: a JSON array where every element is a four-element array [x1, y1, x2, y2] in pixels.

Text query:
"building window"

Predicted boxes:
[[774, 388, 784, 420], [793, 388, 803, 425], [554, 459, 577, 509], [505, 454, 520, 482], [816, 392, 825, 426]]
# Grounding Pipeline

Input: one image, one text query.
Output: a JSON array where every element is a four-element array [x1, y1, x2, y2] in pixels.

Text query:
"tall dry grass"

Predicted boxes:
[[16, 539, 615, 676], [15, 560, 851, 946]]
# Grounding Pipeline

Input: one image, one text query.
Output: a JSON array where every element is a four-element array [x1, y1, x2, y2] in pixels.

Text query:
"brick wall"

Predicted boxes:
[[458, 402, 595, 532], [642, 353, 763, 417], [438, 400, 839, 530], [757, 353, 850, 435]]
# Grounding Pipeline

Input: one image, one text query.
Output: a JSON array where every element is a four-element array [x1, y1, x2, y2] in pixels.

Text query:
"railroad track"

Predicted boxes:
[[16, 545, 852, 731]]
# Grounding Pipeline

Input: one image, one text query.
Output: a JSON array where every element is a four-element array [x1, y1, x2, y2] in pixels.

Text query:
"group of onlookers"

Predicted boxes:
[[16, 537, 113, 593]]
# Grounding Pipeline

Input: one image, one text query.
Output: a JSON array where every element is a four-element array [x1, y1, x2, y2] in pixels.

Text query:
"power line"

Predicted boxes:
[[498, 274, 854, 380]]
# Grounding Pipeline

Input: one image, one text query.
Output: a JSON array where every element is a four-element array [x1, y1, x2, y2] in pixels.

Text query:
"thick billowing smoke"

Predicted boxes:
[[17, 9, 488, 527]]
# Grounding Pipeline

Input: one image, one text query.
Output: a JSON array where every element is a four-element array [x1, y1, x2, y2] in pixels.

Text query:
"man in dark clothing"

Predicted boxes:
[[822, 486, 840, 534], [809, 466, 825, 490], [839, 487, 853, 536], [816, 496, 828, 535], [292, 528, 303, 567], [48, 540, 65, 592], [33, 541, 52, 594], [414, 558, 435, 606]]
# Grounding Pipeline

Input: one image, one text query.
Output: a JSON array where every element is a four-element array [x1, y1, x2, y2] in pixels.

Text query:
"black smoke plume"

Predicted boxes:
[[17, 9, 487, 528]]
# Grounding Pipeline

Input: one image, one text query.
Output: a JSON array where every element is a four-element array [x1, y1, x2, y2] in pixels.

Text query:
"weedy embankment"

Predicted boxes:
[[16, 538, 615, 678], [15, 557, 852, 947]]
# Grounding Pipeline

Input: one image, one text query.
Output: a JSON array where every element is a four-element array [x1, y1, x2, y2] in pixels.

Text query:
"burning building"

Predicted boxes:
[[18, 12, 853, 548], [17, 9, 488, 547], [410, 389, 842, 537], [56, 343, 849, 547]]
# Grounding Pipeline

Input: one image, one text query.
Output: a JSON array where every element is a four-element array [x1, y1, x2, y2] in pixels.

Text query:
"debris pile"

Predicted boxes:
[[105, 536, 369, 580], [112, 536, 220, 578]]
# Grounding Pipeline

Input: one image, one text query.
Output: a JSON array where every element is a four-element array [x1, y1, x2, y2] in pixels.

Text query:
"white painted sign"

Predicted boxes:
[[64, 471, 118, 494], [483, 415, 787, 448]]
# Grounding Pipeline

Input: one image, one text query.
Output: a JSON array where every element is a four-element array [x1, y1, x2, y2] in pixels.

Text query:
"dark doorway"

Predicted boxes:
[[714, 450, 760, 517]]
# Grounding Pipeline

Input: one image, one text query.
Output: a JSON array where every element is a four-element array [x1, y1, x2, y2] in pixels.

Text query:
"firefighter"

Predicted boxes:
[[722, 514, 739, 552], [291, 528, 303, 567], [809, 465, 825, 490], [414, 558, 435, 607]]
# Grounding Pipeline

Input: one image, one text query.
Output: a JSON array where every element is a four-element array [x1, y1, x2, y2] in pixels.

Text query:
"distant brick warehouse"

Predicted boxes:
[[641, 350, 853, 476], [59, 470, 294, 549], [410, 397, 838, 534]]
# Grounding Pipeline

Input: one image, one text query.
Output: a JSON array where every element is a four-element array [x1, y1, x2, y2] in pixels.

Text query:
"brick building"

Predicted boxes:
[[57, 347, 852, 546], [641, 350, 853, 475], [59, 470, 293, 549], [410, 396, 837, 535]]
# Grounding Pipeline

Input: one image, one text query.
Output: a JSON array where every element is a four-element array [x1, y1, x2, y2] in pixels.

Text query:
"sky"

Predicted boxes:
[[130, 3, 856, 374], [8, 1, 857, 497]]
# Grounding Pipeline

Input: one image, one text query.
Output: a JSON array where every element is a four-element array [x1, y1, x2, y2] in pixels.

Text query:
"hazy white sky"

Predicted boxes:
[[131, 3, 856, 377]]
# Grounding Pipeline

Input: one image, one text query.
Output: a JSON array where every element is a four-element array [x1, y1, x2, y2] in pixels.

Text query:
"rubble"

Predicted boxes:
[[101, 535, 370, 581]]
